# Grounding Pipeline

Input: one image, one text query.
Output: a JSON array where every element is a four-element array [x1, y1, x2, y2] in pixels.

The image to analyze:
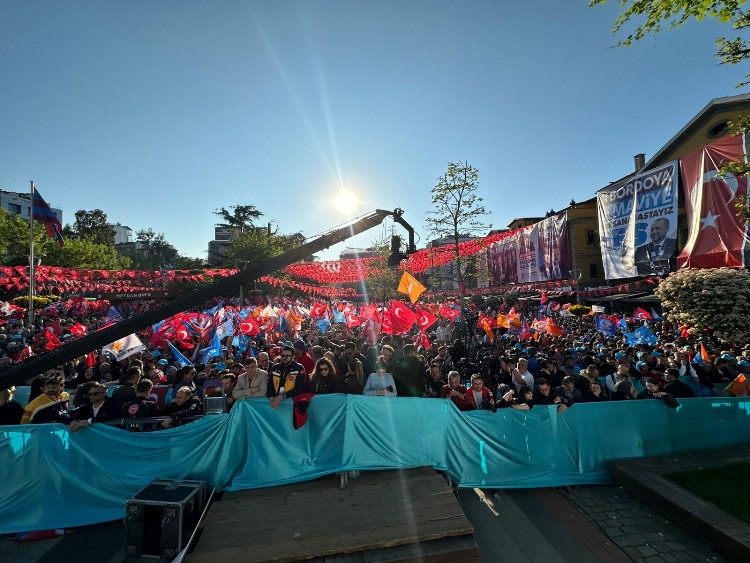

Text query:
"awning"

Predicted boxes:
[[583, 293, 649, 303]]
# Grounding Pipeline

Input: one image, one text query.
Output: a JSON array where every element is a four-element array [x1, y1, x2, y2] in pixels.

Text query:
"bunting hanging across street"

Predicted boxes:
[[678, 133, 750, 268], [597, 161, 679, 279]]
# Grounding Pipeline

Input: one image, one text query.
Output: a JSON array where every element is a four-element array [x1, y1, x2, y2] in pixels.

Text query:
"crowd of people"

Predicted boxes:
[[1, 294, 749, 432]]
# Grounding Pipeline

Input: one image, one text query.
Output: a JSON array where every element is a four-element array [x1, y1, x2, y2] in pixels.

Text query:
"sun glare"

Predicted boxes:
[[334, 190, 358, 214]]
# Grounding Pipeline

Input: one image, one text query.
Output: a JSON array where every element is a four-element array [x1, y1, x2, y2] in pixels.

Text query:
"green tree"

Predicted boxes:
[[126, 229, 179, 270], [593, 0, 750, 223], [424, 161, 491, 320], [63, 209, 115, 246], [655, 267, 750, 344], [360, 236, 402, 302], [171, 255, 206, 269], [214, 205, 264, 234], [222, 228, 288, 270], [44, 236, 129, 269], [0, 209, 58, 265], [592, 1, 749, 82]]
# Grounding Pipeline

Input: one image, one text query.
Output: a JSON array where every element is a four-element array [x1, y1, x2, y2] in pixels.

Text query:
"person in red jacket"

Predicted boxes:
[[440, 371, 468, 411], [464, 374, 495, 411]]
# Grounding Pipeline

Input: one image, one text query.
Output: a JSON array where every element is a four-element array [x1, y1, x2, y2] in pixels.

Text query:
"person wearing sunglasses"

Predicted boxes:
[[267, 345, 306, 409], [64, 382, 121, 432]]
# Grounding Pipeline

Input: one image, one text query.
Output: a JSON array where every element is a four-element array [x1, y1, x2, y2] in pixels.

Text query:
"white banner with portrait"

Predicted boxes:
[[597, 161, 679, 279]]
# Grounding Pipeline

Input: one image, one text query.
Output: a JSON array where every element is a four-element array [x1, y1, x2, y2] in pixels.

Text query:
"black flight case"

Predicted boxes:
[[124, 479, 207, 561]]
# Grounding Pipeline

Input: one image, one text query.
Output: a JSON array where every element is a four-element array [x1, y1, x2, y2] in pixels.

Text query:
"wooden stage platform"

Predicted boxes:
[[187, 468, 479, 562]]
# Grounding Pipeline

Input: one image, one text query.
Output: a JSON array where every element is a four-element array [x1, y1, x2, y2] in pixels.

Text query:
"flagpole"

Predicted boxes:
[[28, 181, 36, 329]]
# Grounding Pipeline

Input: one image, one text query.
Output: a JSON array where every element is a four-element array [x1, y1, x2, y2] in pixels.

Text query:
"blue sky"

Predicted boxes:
[[0, 1, 743, 263]]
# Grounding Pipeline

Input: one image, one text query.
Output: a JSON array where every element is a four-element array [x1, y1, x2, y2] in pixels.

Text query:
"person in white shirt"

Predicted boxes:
[[512, 358, 534, 392]]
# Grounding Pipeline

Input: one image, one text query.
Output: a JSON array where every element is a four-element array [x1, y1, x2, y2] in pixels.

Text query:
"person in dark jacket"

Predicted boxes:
[[122, 380, 159, 418], [63, 382, 122, 432], [663, 368, 695, 399], [392, 344, 426, 397], [112, 366, 142, 407], [161, 386, 202, 428], [0, 386, 24, 425]]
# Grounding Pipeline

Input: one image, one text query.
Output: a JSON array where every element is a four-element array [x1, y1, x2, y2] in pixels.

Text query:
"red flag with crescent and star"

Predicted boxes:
[[679, 133, 750, 268], [389, 300, 418, 334], [415, 305, 438, 332]]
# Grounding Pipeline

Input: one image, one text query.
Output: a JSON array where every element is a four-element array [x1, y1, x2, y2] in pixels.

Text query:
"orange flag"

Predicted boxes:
[[397, 271, 426, 304], [724, 374, 748, 397], [546, 318, 564, 337], [481, 318, 495, 342], [496, 314, 510, 329]]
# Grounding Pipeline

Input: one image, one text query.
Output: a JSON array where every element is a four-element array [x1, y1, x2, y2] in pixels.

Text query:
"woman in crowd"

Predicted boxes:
[[637, 377, 679, 408], [583, 380, 609, 402], [306, 357, 337, 394], [612, 378, 636, 401], [363, 361, 397, 397], [171, 366, 198, 396]]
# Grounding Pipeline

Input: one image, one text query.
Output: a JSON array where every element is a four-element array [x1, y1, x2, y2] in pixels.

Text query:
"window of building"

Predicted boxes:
[[586, 229, 599, 247], [707, 120, 729, 139], [8, 203, 21, 215], [589, 263, 599, 280]]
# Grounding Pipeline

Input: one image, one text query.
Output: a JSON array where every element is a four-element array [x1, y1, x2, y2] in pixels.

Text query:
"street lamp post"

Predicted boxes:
[[569, 268, 583, 305]]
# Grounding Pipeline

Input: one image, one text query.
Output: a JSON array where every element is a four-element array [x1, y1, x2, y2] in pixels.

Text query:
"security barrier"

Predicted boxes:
[[1, 395, 749, 533]]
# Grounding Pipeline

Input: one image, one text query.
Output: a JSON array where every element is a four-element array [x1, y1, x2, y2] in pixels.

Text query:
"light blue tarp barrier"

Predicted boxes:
[[1, 396, 749, 533]]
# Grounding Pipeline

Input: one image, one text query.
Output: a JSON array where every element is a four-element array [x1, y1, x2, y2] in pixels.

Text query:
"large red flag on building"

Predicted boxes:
[[679, 133, 750, 268]]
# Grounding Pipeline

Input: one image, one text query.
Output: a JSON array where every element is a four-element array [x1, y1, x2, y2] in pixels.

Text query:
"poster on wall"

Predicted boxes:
[[536, 212, 569, 280], [679, 133, 750, 268], [597, 161, 679, 280], [486, 212, 569, 285]]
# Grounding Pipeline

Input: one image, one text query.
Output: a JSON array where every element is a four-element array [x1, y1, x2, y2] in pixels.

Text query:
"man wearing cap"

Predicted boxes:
[[267, 345, 306, 409], [20, 373, 70, 424], [293, 340, 314, 379]]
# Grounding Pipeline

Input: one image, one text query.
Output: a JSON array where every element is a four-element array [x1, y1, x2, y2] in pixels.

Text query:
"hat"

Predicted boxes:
[[615, 352, 627, 359], [294, 340, 308, 352], [215, 362, 226, 371], [636, 361, 648, 370], [720, 353, 735, 361], [737, 360, 750, 367], [151, 350, 161, 357], [157, 359, 168, 366]]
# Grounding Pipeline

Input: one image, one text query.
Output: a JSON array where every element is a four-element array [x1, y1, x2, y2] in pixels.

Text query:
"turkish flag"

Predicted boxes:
[[380, 309, 393, 335], [175, 325, 194, 350], [359, 304, 382, 323], [68, 322, 88, 337], [390, 300, 418, 334], [239, 318, 260, 336], [415, 306, 438, 331], [439, 306, 459, 321], [43, 328, 62, 351], [679, 133, 750, 268], [310, 303, 327, 318], [345, 312, 361, 327]]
